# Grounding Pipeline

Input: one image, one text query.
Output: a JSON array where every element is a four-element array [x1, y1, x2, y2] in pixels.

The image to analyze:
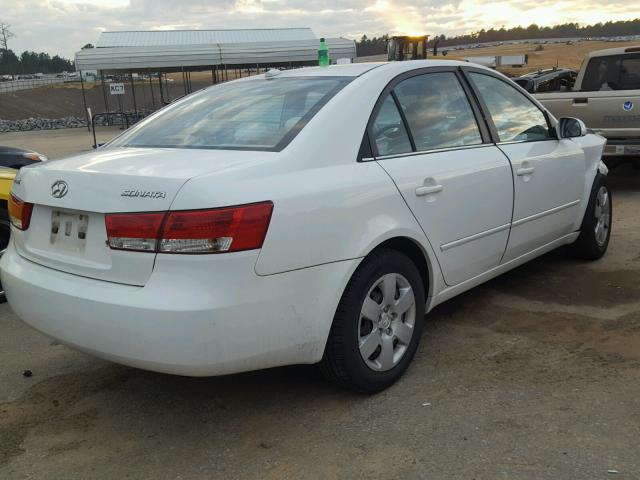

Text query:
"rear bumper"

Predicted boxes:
[[0, 243, 358, 376], [603, 138, 640, 157]]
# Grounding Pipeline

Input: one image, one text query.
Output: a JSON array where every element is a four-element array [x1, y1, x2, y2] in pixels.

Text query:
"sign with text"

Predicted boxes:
[[110, 83, 125, 95]]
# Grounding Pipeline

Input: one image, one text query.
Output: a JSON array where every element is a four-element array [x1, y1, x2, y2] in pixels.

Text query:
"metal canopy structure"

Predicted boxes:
[[95, 28, 317, 47], [75, 38, 357, 72]]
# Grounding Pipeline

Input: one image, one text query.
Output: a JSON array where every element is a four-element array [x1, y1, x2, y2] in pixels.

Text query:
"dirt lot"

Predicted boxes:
[[443, 39, 640, 76], [358, 39, 640, 75], [0, 128, 121, 159], [0, 126, 638, 478], [0, 71, 244, 121]]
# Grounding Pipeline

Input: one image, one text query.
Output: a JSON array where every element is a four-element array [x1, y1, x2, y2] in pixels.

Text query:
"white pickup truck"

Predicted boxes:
[[534, 46, 640, 166]]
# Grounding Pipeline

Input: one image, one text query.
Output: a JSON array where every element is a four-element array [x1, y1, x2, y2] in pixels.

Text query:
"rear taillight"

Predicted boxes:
[[159, 202, 274, 253], [8, 193, 34, 231], [105, 212, 165, 252], [105, 201, 273, 254]]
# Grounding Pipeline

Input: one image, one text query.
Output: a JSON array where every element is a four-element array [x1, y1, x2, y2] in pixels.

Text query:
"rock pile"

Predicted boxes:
[[0, 111, 151, 132], [0, 116, 88, 132]]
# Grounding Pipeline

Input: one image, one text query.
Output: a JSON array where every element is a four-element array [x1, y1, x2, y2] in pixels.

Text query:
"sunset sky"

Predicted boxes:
[[1, 0, 639, 58]]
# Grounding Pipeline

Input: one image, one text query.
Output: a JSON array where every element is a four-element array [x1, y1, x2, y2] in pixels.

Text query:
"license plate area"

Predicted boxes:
[[624, 145, 640, 155], [50, 209, 89, 251]]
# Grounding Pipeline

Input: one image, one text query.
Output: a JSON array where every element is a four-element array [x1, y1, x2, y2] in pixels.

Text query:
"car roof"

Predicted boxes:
[[275, 63, 386, 78], [586, 46, 640, 58], [274, 60, 493, 78]]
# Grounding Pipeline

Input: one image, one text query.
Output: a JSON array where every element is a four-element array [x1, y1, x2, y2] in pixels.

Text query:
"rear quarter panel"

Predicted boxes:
[[171, 157, 440, 286], [568, 133, 608, 230]]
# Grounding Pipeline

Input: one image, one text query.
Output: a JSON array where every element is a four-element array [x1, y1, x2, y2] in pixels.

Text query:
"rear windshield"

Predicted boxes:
[[108, 77, 351, 152], [582, 54, 640, 91]]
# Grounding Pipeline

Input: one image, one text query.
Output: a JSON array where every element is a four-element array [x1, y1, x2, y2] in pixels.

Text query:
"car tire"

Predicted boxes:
[[568, 174, 612, 260], [319, 248, 425, 393]]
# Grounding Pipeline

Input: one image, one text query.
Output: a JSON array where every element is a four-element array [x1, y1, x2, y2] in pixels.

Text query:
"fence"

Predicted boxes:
[[0, 76, 76, 93]]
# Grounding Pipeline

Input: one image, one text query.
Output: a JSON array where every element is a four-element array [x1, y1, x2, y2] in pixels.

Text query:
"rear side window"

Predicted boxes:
[[371, 95, 413, 156], [108, 77, 350, 152], [469, 73, 552, 143], [582, 54, 640, 91], [393, 72, 483, 151]]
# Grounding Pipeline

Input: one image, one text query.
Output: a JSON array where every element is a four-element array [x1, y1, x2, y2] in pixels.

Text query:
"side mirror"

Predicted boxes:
[[558, 117, 587, 138]]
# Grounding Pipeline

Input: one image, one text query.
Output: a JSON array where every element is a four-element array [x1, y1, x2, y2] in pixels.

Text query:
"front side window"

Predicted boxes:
[[393, 72, 483, 151], [108, 77, 350, 151], [469, 73, 553, 143], [371, 94, 413, 156]]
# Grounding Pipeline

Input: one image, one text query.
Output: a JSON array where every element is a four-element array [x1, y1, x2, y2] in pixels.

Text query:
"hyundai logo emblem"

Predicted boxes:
[[623, 101, 633, 111], [51, 180, 69, 198]]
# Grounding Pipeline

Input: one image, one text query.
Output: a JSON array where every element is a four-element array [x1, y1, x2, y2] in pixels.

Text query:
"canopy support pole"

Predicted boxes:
[[158, 73, 165, 104], [129, 70, 138, 119], [100, 70, 109, 121], [79, 70, 90, 132], [148, 74, 155, 110]]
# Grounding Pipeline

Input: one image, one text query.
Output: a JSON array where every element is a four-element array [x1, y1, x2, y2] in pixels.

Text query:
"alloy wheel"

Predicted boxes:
[[358, 273, 416, 372]]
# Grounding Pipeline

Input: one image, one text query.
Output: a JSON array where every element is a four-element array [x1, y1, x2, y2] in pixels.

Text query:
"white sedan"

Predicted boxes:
[[1, 61, 611, 393]]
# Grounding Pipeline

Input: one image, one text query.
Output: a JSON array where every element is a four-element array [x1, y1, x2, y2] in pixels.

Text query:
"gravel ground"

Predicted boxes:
[[0, 128, 121, 160], [0, 162, 638, 480]]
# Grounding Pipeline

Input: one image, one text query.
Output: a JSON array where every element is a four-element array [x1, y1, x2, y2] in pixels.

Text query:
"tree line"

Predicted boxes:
[[356, 18, 640, 56], [0, 49, 74, 75]]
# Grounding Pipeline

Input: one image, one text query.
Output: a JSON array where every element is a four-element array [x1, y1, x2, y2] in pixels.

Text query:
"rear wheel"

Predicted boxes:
[[568, 174, 612, 260], [320, 249, 425, 393]]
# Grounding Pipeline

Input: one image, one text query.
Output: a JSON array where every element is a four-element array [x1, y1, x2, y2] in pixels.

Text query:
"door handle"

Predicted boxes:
[[415, 184, 443, 196], [516, 166, 535, 176], [573, 98, 588, 104]]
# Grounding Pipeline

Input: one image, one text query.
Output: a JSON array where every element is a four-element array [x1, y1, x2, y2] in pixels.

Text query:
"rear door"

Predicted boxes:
[[464, 69, 585, 263], [372, 69, 514, 286]]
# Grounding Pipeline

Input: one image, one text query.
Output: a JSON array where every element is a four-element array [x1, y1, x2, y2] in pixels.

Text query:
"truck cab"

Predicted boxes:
[[387, 36, 429, 61], [535, 46, 640, 164]]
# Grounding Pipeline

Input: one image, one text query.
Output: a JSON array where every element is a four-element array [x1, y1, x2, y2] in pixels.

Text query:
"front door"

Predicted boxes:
[[465, 71, 585, 262]]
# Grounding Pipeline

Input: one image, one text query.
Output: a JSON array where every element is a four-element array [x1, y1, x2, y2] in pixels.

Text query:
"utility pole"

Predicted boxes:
[[0, 22, 15, 51]]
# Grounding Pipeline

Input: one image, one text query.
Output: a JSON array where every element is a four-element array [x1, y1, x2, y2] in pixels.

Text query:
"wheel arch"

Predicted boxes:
[[365, 235, 436, 301], [315, 233, 440, 364]]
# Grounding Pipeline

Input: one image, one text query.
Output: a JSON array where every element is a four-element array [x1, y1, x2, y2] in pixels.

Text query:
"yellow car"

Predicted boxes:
[[0, 167, 15, 242], [0, 167, 16, 301]]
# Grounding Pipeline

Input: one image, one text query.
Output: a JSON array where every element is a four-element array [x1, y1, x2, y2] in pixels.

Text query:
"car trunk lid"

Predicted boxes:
[[11, 147, 267, 286]]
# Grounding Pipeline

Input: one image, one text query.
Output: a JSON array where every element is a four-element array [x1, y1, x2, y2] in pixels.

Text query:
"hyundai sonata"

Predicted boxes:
[[1, 61, 611, 392]]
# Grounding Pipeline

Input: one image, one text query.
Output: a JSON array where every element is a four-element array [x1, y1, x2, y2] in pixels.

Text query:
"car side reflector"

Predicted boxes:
[[105, 201, 273, 254], [8, 193, 34, 231]]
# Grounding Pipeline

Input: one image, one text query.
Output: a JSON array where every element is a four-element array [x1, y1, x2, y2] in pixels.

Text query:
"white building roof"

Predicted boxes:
[[95, 28, 317, 48]]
